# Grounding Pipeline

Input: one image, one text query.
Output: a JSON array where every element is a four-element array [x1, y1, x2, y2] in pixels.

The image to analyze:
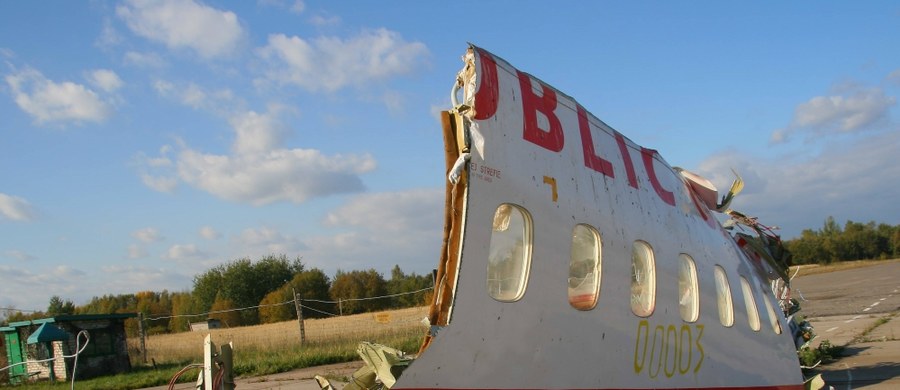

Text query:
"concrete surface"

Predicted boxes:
[[140, 361, 363, 390], [794, 261, 900, 389]]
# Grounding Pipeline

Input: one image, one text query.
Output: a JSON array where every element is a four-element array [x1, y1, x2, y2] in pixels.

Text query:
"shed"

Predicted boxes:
[[189, 318, 223, 331], [1, 313, 136, 384]]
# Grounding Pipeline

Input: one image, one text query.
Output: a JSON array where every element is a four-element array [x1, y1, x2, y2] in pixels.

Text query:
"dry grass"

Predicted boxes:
[[789, 258, 900, 278], [130, 306, 428, 364]]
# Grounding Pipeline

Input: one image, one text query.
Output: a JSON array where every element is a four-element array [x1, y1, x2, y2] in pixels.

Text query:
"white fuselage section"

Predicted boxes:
[[396, 46, 803, 390]]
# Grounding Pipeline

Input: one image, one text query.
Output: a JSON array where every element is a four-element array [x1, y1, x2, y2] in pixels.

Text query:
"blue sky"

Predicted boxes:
[[1, 1, 899, 313]]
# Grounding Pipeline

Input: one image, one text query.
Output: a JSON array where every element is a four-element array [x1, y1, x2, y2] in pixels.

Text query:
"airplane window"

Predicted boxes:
[[630, 241, 656, 317], [762, 292, 783, 334], [678, 254, 699, 322], [713, 266, 734, 327], [740, 277, 761, 331], [487, 204, 533, 302], [569, 224, 601, 310]]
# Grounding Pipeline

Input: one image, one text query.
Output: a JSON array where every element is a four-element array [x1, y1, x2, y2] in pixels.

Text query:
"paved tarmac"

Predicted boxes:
[[792, 260, 900, 389]]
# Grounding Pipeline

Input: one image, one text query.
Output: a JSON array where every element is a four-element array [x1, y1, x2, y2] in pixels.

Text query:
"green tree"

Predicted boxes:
[[387, 265, 433, 308], [168, 292, 193, 333], [330, 269, 388, 315], [290, 268, 332, 318], [209, 291, 242, 327], [47, 295, 75, 315]]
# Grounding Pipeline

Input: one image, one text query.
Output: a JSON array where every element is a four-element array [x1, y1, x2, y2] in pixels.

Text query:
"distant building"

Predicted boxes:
[[1, 313, 136, 384], [189, 318, 223, 331]]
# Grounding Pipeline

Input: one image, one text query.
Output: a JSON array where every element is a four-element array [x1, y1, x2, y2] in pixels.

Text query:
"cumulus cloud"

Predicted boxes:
[[139, 106, 375, 205], [124, 51, 167, 68], [162, 243, 205, 260], [0, 193, 36, 221], [89, 69, 124, 92], [256, 28, 428, 92], [5, 67, 112, 125], [235, 226, 306, 255], [199, 226, 220, 240], [117, 0, 245, 59], [127, 244, 147, 259], [152, 80, 235, 111], [303, 188, 443, 272], [132, 227, 163, 243], [4, 250, 37, 261], [772, 85, 895, 143], [699, 129, 900, 237]]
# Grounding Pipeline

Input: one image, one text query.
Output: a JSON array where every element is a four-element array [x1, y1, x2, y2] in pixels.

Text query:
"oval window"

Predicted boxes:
[[763, 293, 783, 334], [740, 277, 761, 332], [630, 241, 656, 317], [714, 266, 734, 327], [486, 204, 532, 302], [569, 224, 601, 310], [678, 254, 699, 322]]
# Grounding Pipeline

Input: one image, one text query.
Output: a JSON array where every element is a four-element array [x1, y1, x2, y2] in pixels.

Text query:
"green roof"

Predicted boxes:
[[27, 323, 70, 344]]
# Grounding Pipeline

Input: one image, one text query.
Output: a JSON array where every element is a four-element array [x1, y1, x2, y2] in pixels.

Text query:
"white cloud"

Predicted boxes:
[[309, 14, 340, 27], [773, 86, 895, 143], [99, 265, 192, 294], [304, 188, 444, 272], [139, 107, 376, 205], [235, 226, 305, 255], [162, 243, 204, 260], [4, 250, 37, 261], [95, 20, 123, 49], [0, 193, 36, 221], [124, 51, 167, 68], [132, 227, 163, 243], [699, 129, 900, 238], [141, 173, 178, 192], [5, 67, 112, 125], [127, 244, 147, 259], [324, 189, 442, 233], [175, 146, 375, 205], [152, 80, 235, 111], [230, 107, 289, 155], [290, 1, 306, 14], [256, 28, 428, 92], [89, 69, 124, 92], [199, 226, 220, 240], [117, 0, 245, 59]]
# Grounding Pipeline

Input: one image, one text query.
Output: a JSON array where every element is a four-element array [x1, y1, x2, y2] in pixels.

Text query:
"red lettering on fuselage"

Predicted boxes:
[[641, 148, 676, 207], [471, 52, 687, 212], [615, 132, 639, 189], [473, 48, 498, 121], [577, 105, 614, 177], [518, 71, 564, 152]]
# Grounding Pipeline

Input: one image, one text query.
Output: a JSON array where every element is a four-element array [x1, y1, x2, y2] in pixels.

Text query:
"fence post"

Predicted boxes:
[[138, 312, 147, 364], [292, 288, 306, 345], [338, 299, 343, 316]]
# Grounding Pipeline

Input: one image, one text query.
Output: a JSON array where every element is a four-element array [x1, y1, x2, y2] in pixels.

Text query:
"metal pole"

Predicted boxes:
[[292, 288, 306, 345], [138, 312, 147, 364]]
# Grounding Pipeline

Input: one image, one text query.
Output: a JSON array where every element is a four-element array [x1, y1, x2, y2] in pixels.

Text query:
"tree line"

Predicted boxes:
[[1, 255, 433, 336], [784, 217, 900, 264]]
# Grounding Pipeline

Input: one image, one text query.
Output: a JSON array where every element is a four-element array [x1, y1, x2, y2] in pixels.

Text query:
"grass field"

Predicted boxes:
[[131, 306, 429, 364], [1, 306, 428, 390]]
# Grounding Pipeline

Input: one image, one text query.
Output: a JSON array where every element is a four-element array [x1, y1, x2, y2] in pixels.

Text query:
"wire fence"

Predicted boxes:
[[128, 287, 434, 363], [129, 306, 430, 363]]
